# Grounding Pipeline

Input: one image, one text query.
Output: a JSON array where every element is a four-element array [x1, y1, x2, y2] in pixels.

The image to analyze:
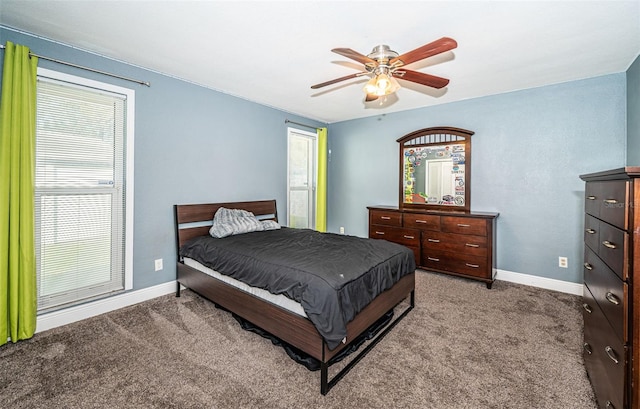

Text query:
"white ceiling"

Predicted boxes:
[[1, 1, 639, 124]]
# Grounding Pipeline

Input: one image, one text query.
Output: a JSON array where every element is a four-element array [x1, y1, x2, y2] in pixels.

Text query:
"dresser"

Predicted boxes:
[[580, 167, 640, 409], [368, 206, 498, 288]]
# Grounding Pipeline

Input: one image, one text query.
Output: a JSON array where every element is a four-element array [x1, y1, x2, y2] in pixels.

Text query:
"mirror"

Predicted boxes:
[[398, 127, 473, 212]]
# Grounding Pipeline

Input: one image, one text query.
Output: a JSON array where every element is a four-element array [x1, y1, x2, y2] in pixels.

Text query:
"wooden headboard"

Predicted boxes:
[[174, 199, 278, 257]]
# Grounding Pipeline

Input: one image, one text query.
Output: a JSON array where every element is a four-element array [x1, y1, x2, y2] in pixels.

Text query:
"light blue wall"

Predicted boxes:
[[0, 27, 324, 290], [327, 75, 627, 283], [628, 55, 640, 165]]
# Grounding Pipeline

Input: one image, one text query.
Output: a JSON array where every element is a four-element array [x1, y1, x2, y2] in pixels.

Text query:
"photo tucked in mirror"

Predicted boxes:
[[403, 144, 466, 206]]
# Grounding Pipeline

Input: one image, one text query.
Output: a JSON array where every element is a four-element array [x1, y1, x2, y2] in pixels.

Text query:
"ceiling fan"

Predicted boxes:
[[311, 37, 457, 102]]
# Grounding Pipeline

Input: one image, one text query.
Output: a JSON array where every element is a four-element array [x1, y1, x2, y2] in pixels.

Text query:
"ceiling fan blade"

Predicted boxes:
[[394, 69, 450, 89], [331, 48, 376, 65], [311, 72, 366, 89], [390, 37, 457, 67]]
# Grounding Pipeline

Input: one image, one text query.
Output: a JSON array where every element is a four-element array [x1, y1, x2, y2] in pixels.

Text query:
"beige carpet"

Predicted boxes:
[[0, 270, 597, 408]]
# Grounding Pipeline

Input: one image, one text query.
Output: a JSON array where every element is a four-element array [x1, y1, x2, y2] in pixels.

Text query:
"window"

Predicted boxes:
[[287, 128, 316, 228], [35, 68, 134, 312]]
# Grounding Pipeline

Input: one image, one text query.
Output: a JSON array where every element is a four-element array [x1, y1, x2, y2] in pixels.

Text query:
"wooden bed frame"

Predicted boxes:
[[174, 199, 415, 395]]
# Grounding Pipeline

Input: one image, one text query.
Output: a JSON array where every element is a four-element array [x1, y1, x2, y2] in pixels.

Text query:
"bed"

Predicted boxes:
[[174, 199, 416, 394]]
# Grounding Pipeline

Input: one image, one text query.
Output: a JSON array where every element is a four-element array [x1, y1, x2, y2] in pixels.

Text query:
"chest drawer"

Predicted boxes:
[[441, 216, 487, 236], [598, 222, 628, 281], [403, 213, 440, 231], [583, 285, 625, 409], [369, 225, 420, 247], [584, 246, 627, 343], [369, 210, 402, 227], [584, 214, 600, 253], [585, 180, 628, 229], [421, 231, 487, 258]]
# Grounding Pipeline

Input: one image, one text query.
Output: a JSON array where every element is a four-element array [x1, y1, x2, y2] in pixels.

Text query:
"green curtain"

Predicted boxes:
[[0, 41, 38, 346], [315, 127, 327, 232]]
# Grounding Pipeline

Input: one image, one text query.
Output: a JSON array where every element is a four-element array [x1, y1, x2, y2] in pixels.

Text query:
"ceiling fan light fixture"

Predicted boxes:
[[363, 72, 399, 97], [375, 73, 392, 94], [389, 75, 401, 92], [363, 76, 378, 94]]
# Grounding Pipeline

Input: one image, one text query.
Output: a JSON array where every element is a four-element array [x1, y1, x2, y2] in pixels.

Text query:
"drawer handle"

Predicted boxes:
[[415, 220, 427, 224], [605, 292, 620, 305], [606, 401, 615, 409], [583, 262, 593, 271], [457, 223, 470, 227], [403, 235, 415, 239], [465, 263, 480, 268], [586, 195, 596, 200], [603, 199, 618, 204], [583, 342, 592, 355], [465, 243, 479, 248], [602, 240, 616, 249], [427, 257, 440, 262], [375, 231, 385, 235], [605, 346, 619, 364], [585, 228, 596, 234], [380, 216, 391, 220], [427, 238, 440, 243], [582, 303, 592, 313]]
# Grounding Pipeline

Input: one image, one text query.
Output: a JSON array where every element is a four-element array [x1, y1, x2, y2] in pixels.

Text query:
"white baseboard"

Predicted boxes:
[[496, 269, 583, 296], [36, 281, 179, 334]]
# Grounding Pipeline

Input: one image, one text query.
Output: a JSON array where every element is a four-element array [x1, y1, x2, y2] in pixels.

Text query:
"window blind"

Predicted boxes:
[[35, 78, 127, 312]]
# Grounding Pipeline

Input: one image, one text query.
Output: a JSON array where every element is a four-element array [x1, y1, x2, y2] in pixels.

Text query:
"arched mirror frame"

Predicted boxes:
[[398, 127, 474, 212]]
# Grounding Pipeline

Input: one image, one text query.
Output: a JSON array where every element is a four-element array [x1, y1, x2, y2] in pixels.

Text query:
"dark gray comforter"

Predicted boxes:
[[179, 227, 415, 350]]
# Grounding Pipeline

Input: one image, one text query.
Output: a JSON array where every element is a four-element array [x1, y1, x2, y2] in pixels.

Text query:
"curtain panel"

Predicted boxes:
[[315, 127, 327, 232], [0, 41, 38, 345]]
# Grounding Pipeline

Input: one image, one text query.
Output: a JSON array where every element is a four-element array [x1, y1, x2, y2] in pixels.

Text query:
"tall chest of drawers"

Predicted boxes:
[[580, 167, 640, 409], [368, 206, 498, 288]]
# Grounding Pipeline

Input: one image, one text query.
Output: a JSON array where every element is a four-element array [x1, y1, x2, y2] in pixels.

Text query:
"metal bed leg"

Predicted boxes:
[[176, 281, 181, 297], [320, 361, 329, 395]]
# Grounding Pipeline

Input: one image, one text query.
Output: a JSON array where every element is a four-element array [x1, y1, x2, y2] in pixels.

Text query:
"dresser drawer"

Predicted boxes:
[[422, 250, 489, 279], [584, 246, 627, 343], [583, 285, 625, 409], [403, 213, 440, 231], [585, 180, 628, 229], [369, 225, 420, 247], [598, 222, 629, 281], [584, 214, 600, 254], [421, 231, 488, 258], [441, 216, 487, 236], [369, 210, 402, 227]]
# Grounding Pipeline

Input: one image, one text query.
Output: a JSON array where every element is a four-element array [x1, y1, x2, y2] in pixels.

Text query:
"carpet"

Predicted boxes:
[[0, 270, 597, 408]]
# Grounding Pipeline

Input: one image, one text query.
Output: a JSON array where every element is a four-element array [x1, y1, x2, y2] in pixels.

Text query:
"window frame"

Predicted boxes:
[[286, 127, 317, 228], [35, 68, 135, 311]]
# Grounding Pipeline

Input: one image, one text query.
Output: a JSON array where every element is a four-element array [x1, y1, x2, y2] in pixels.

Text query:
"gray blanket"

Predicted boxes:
[[179, 227, 415, 350]]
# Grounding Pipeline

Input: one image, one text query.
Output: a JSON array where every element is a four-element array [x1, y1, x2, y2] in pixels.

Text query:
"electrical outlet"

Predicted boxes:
[[154, 258, 163, 271], [559, 256, 568, 268], [339, 226, 345, 234]]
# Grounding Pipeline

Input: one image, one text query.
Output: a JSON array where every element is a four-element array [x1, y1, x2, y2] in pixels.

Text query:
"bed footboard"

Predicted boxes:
[[177, 261, 415, 394]]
